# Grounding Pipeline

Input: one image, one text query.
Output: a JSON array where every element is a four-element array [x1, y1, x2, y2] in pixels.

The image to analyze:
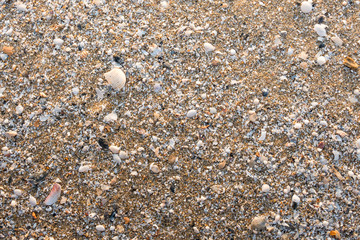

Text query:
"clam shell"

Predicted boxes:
[[104, 68, 126, 90]]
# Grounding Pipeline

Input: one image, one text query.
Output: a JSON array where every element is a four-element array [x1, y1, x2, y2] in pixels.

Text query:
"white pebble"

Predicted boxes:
[[15, 105, 24, 114], [261, 184, 270, 193], [348, 171, 354, 177], [79, 165, 91, 172], [356, 139, 360, 148], [14, 189, 22, 196], [16, 2, 27, 11], [104, 68, 126, 90], [229, 49, 236, 55], [109, 145, 120, 154], [5, 130, 17, 138], [96, 225, 105, 232], [29, 195, 37, 206], [10, 200, 17, 207], [209, 107, 217, 114], [292, 194, 300, 204], [150, 163, 160, 173], [72, 87, 80, 95], [254, 98, 260, 105], [204, 42, 215, 52], [53, 38, 64, 46], [314, 24, 327, 36], [294, 123, 302, 129], [317, 56, 326, 65], [300, 1, 312, 13], [160, 1, 169, 8], [187, 109, 197, 118], [113, 154, 121, 164], [331, 36, 343, 46], [354, 89, 360, 95], [119, 151, 129, 159]]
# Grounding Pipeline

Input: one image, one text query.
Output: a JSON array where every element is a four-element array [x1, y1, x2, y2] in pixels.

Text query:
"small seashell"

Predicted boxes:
[[14, 189, 23, 196], [109, 145, 120, 154], [104, 68, 126, 90], [204, 42, 215, 52], [343, 57, 359, 70], [44, 183, 61, 205], [29, 195, 37, 206], [186, 109, 197, 118], [80, 50, 89, 59], [150, 163, 160, 173], [250, 215, 267, 231], [2, 46, 15, 56]]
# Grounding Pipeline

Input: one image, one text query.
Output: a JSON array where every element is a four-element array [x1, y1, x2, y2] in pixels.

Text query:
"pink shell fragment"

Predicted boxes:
[[44, 183, 61, 205]]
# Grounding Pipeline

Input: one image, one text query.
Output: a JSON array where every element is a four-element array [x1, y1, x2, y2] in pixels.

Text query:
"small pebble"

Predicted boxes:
[[314, 24, 327, 36], [186, 110, 197, 118], [109, 145, 120, 154], [29, 195, 37, 206], [331, 36, 343, 46], [300, 1, 312, 13], [2, 46, 15, 56], [262, 184, 270, 193], [15, 105, 24, 114], [218, 161, 226, 169], [96, 225, 105, 231], [79, 165, 91, 172], [317, 56, 326, 65], [15, 2, 27, 11], [292, 194, 300, 209], [204, 43, 215, 52], [53, 38, 64, 46], [5, 131, 17, 138], [14, 189, 22, 196], [209, 107, 217, 114], [119, 151, 129, 159], [294, 123, 302, 129], [250, 215, 267, 230]]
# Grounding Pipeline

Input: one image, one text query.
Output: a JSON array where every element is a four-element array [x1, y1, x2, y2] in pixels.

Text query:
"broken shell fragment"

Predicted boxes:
[[343, 57, 359, 70], [104, 68, 126, 90], [5, 130, 17, 138], [44, 183, 61, 205]]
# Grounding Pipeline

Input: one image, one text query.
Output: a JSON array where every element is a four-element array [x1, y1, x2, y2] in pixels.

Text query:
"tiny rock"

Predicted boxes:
[[331, 36, 343, 46], [104, 68, 126, 90], [53, 38, 64, 46], [218, 161, 226, 169], [204, 42, 215, 52], [119, 151, 129, 159], [5, 131, 17, 138], [317, 56, 326, 65], [14, 189, 23, 196], [300, 1, 312, 13], [109, 145, 120, 154], [124, 217, 130, 224], [251, 215, 267, 231], [211, 59, 221, 66], [262, 184, 270, 193], [168, 153, 178, 164], [79, 165, 91, 172], [29, 195, 37, 206], [329, 230, 341, 239], [2, 46, 15, 56], [314, 24, 327, 36], [96, 225, 105, 231], [186, 109, 197, 118]]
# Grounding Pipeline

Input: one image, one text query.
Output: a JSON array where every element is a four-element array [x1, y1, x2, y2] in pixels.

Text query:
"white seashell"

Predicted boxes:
[[53, 38, 64, 46], [104, 68, 126, 90], [204, 42, 215, 52], [79, 165, 91, 172], [109, 145, 120, 154], [16, 2, 27, 11], [119, 151, 129, 159], [186, 110, 197, 118], [96, 225, 105, 231], [29, 195, 37, 206], [150, 163, 160, 173], [44, 183, 61, 205], [14, 189, 22, 196]]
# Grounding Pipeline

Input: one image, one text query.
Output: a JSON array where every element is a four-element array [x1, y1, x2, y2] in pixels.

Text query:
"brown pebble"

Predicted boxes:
[[2, 46, 14, 56], [168, 153, 177, 164], [124, 217, 130, 224], [300, 62, 308, 70], [318, 141, 325, 149], [218, 161, 226, 169], [211, 59, 221, 66], [343, 57, 358, 70]]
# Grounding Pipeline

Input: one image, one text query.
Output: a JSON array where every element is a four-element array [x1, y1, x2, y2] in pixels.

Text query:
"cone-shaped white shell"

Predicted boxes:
[[104, 68, 126, 90], [44, 183, 61, 205]]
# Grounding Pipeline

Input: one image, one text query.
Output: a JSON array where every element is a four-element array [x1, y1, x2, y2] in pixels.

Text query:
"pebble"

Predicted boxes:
[[10, 200, 17, 207], [204, 43, 215, 52], [2, 46, 15, 56], [72, 87, 80, 95], [109, 145, 120, 154], [314, 24, 327, 36], [29, 195, 37, 206], [331, 36, 343, 46], [292, 194, 300, 209], [5, 130, 17, 138], [250, 215, 267, 231], [300, 1, 312, 13], [96, 225, 105, 231], [119, 151, 129, 159], [229, 49, 236, 55], [44, 183, 62, 206], [113, 154, 121, 164], [262, 88, 269, 97], [150, 163, 160, 173], [262, 184, 270, 193], [14, 189, 22, 196], [300, 62, 308, 70], [209, 107, 217, 114], [104, 112, 118, 122], [53, 38, 64, 46], [317, 56, 326, 65], [294, 123, 302, 129], [124, 217, 130, 224], [218, 161, 226, 169], [104, 68, 126, 90], [15, 2, 27, 11], [79, 165, 91, 172], [186, 109, 197, 118], [253, 98, 260, 105], [16, 105, 24, 114]]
